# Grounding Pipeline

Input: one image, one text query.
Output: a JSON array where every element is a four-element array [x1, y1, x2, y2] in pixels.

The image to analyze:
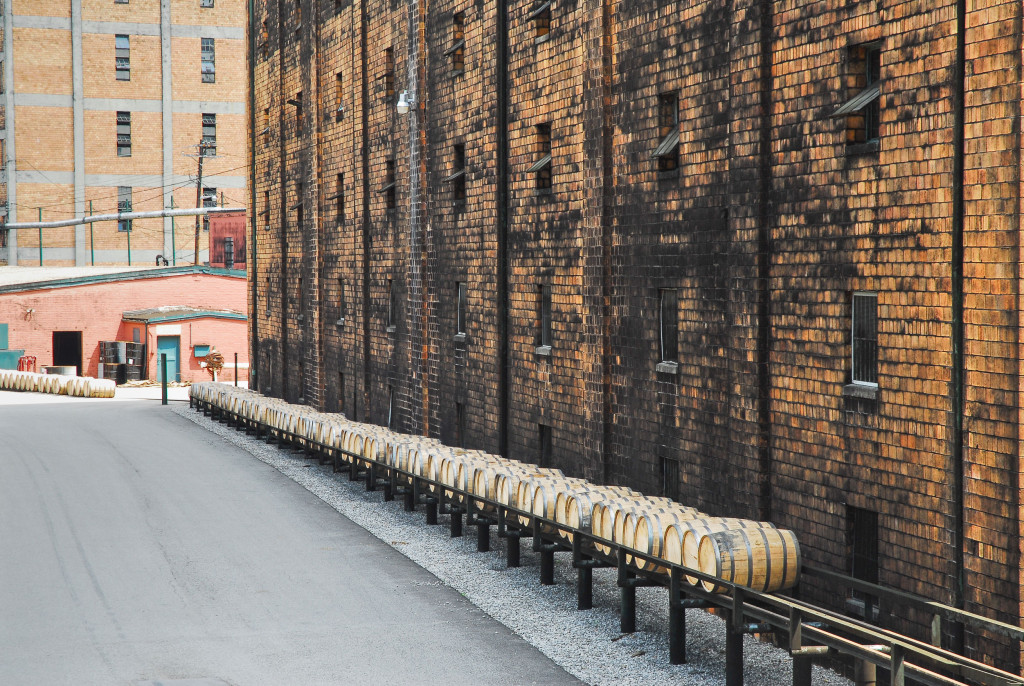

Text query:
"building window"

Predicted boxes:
[[289, 92, 303, 129], [847, 506, 879, 619], [261, 107, 270, 142], [444, 12, 465, 73], [382, 159, 396, 209], [335, 73, 344, 119], [661, 456, 680, 502], [201, 37, 216, 83], [202, 187, 217, 231], [455, 402, 465, 448], [653, 92, 679, 172], [115, 35, 130, 80], [337, 278, 346, 323], [851, 292, 877, 385], [529, 123, 552, 191], [445, 144, 466, 202], [295, 0, 302, 33], [387, 278, 397, 330], [201, 113, 216, 156], [538, 423, 552, 467], [115, 0, 128, 4], [529, 0, 551, 41], [383, 48, 395, 100], [456, 281, 467, 335], [333, 173, 345, 220], [117, 186, 132, 232], [833, 43, 881, 148], [261, 19, 269, 56], [659, 288, 678, 362], [116, 111, 131, 156], [537, 284, 552, 349], [387, 385, 395, 429], [200, 0, 214, 6]]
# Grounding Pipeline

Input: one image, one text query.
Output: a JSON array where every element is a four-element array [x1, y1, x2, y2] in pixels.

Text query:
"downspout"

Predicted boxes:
[[360, 0, 371, 421], [278, 0, 289, 398], [950, 0, 967, 648], [248, 0, 259, 392], [756, 0, 774, 522], [496, 0, 509, 456]]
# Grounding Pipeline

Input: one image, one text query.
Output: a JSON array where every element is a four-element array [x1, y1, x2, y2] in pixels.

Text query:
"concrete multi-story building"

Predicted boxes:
[[0, 0, 247, 266], [251, 0, 1024, 671]]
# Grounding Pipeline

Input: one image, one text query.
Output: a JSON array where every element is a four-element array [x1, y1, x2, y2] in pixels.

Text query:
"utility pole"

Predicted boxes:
[[193, 141, 210, 265]]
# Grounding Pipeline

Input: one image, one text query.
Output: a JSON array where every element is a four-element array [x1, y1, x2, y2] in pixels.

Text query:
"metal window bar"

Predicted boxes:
[[659, 288, 678, 361]]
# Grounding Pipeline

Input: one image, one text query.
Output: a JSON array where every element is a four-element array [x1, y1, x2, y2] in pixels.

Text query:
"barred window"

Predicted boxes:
[[116, 111, 131, 156], [653, 92, 679, 172], [456, 281, 467, 335], [117, 186, 132, 232], [659, 288, 678, 362], [202, 187, 217, 232], [529, 123, 552, 190], [444, 12, 465, 73], [383, 48, 395, 100], [530, 0, 551, 41], [381, 159, 396, 209], [201, 113, 216, 155], [115, 35, 130, 81], [833, 43, 882, 149], [444, 144, 466, 202], [537, 283, 552, 348], [201, 37, 215, 83], [200, 0, 214, 6], [851, 292, 878, 384]]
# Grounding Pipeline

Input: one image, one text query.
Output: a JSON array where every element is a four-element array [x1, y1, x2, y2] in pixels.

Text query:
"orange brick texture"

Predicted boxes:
[[252, 0, 1024, 669]]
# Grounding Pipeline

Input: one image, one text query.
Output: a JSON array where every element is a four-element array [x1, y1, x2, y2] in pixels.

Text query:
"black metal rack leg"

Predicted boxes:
[[540, 548, 555, 585], [477, 518, 490, 552], [577, 565, 592, 610], [725, 615, 743, 686], [506, 532, 521, 568], [620, 581, 636, 633]]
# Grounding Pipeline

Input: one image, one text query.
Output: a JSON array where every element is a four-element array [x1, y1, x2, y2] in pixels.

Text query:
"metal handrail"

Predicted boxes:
[[192, 396, 1024, 686]]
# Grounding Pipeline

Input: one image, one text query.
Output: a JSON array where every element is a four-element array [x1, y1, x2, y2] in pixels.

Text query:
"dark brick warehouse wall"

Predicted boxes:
[[249, 0, 1024, 669]]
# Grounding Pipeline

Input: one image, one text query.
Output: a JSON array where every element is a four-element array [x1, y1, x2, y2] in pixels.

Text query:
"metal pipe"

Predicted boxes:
[[6, 207, 245, 230]]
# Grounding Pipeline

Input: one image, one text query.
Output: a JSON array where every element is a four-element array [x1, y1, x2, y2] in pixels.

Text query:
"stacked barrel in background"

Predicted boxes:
[[99, 341, 146, 383], [191, 382, 800, 594], [0, 370, 116, 398]]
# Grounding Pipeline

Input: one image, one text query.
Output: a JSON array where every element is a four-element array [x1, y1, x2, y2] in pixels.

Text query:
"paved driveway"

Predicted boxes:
[[0, 391, 579, 685]]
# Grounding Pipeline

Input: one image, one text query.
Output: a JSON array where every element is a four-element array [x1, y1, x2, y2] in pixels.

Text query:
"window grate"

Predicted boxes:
[[852, 292, 878, 384], [116, 111, 131, 156], [115, 35, 130, 80], [201, 37, 216, 82], [659, 288, 678, 362], [117, 186, 132, 232]]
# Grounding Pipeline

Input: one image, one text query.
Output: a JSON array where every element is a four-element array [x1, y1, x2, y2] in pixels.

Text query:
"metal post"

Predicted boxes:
[[37, 208, 42, 265], [451, 505, 463, 538], [890, 645, 905, 686], [234, 352, 238, 386], [160, 354, 168, 405], [669, 568, 686, 664], [618, 549, 636, 633], [89, 200, 94, 265], [725, 607, 744, 686], [477, 516, 490, 552], [127, 219, 131, 265]]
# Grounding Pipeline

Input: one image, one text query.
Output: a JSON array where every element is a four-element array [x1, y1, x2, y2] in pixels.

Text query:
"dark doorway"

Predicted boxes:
[[52, 331, 83, 375]]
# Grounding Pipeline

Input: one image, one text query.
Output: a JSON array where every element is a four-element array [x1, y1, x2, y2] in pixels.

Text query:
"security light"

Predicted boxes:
[[397, 90, 414, 115]]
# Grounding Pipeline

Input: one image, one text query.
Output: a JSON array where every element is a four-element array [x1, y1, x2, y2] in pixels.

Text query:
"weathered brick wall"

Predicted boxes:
[[252, 0, 1024, 668]]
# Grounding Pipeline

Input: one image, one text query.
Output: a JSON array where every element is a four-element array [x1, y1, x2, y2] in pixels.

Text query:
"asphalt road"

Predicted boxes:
[[0, 391, 579, 685]]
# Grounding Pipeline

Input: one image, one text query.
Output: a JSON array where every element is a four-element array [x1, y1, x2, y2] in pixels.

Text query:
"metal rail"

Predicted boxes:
[[190, 395, 1024, 686], [4, 207, 245, 230]]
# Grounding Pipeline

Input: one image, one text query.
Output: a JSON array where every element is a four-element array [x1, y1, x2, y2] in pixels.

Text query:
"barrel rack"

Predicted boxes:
[[190, 394, 1024, 686]]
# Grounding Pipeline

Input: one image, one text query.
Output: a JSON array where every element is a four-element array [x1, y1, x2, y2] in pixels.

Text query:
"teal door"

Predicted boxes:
[[156, 336, 180, 382]]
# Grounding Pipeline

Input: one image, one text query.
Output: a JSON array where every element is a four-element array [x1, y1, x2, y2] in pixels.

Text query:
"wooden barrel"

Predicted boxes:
[[632, 506, 704, 572], [592, 497, 646, 554], [529, 477, 590, 533], [678, 518, 772, 584], [563, 488, 637, 539], [697, 526, 800, 593], [554, 484, 635, 540]]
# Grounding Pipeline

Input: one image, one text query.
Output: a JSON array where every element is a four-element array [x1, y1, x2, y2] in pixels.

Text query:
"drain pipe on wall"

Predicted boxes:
[[496, 0, 510, 457], [248, 0, 259, 393], [950, 0, 966, 652]]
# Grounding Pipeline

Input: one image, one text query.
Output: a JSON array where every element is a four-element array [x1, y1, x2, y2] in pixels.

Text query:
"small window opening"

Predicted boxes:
[[201, 37, 215, 83], [847, 506, 879, 620], [202, 112, 217, 156], [653, 92, 679, 172], [383, 48, 395, 100], [116, 111, 131, 156], [387, 385, 395, 429], [333, 172, 345, 220], [661, 456, 680, 502], [530, 0, 551, 41], [117, 186, 132, 232], [335, 72, 345, 119], [529, 123, 552, 190], [833, 43, 882, 148], [387, 278, 397, 330], [444, 12, 465, 73], [538, 423, 552, 467], [445, 144, 466, 202], [852, 292, 878, 385], [382, 159, 396, 209], [115, 35, 130, 81], [456, 281, 467, 335], [337, 278, 346, 323], [659, 288, 678, 362], [538, 283, 552, 348], [455, 401, 465, 448]]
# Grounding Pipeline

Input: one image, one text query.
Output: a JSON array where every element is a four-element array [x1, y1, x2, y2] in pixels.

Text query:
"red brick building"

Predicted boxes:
[[0, 266, 248, 382], [250, 0, 1024, 668]]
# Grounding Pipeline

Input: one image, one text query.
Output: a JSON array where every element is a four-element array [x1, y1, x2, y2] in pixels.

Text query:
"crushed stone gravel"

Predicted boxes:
[[174, 404, 852, 686]]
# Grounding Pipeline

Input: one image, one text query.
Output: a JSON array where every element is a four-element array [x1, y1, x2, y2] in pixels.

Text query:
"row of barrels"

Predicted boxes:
[[0, 370, 116, 398], [190, 382, 800, 594]]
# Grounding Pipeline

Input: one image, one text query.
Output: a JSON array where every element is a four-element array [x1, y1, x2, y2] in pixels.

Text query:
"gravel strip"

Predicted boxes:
[[174, 404, 851, 686]]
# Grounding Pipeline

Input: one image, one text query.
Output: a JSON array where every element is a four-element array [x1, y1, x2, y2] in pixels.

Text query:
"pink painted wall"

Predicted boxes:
[[0, 272, 247, 382]]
